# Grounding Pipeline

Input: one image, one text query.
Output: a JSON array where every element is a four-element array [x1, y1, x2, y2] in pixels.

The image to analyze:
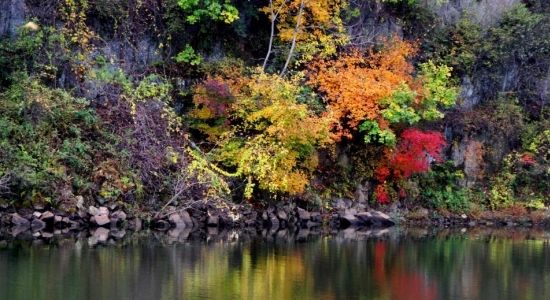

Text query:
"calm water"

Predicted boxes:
[[1, 226, 550, 300]]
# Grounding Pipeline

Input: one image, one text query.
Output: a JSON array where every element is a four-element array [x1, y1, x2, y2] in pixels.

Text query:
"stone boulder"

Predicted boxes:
[[11, 213, 30, 228], [340, 210, 396, 228], [356, 211, 396, 227]]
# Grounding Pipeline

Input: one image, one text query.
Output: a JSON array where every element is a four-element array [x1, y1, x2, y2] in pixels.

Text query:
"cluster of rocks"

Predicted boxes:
[[153, 200, 396, 232], [0, 204, 138, 237], [0, 199, 397, 237]]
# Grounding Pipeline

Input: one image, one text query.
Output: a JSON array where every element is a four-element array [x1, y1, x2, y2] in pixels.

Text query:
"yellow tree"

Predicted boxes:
[[189, 65, 332, 197], [260, 0, 349, 76]]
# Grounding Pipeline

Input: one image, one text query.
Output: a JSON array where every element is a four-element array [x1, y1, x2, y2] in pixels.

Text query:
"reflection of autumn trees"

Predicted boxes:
[[3, 229, 550, 299]]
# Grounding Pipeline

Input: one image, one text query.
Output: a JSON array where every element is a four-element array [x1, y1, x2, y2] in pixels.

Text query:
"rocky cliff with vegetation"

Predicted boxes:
[[1, 0, 550, 223]]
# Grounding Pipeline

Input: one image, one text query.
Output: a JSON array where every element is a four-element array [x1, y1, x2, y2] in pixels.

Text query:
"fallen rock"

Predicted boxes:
[[340, 214, 361, 228], [276, 210, 288, 221], [99, 206, 109, 216]]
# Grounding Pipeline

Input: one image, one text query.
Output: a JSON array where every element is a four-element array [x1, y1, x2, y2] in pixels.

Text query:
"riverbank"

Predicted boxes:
[[2, 198, 550, 238]]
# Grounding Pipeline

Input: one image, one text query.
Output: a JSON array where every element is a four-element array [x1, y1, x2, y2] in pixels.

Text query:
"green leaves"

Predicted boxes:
[[418, 60, 456, 120], [380, 84, 420, 125], [178, 0, 239, 24], [359, 120, 396, 147]]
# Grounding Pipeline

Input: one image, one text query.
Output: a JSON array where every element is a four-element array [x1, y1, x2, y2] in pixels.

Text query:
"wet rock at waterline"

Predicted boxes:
[[11, 213, 30, 228]]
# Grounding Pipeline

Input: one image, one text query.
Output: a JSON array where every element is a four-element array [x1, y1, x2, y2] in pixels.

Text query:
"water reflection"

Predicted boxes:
[[1, 227, 550, 300]]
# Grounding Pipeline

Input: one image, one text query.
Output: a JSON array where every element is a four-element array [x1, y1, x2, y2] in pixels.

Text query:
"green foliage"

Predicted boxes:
[[425, 17, 483, 78], [359, 120, 396, 147], [379, 84, 420, 125], [416, 162, 471, 212], [0, 25, 71, 87], [174, 44, 203, 66], [0, 76, 98, 207], [178, 0, 239, 24], [418, 61, 457, 119]]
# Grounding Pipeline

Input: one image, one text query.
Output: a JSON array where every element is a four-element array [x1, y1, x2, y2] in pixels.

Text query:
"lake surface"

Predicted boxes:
[[1, 226, 550, 300]]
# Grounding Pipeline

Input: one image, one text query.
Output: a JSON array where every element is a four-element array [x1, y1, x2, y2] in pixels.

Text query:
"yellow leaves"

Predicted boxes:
[[262, 0, 349, 61], [190, 65, 332, 196]]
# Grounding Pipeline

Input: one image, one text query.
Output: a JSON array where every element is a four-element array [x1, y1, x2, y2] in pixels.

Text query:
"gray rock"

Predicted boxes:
[[276, 209, 288, 221], [357, 211, 396, 227], [111, 210, 127, 222], [31, 219, 46, 231], [32, 201, 46, 211], [180, 210, 194, 228], [32, 211, 42, 219], [0, 0, 26, 37], [11, 213, 30, 227], [296, 208, 310, 221], [89, 206, 100, 216], [206, 215, 219, 227], [94, 214, 110, 226], [168, 213, 186, 229], [99, 207, 109, 216], [340, 214, 361, 227], [40, 211, 54, 222], [54, 215, 63, 226]]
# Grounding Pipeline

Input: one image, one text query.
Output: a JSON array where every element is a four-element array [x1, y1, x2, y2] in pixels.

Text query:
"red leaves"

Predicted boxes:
[[375, 129, 445, 203], [376, 184, 391, 204], [375, 166, 391, 182], [194, 79, 234, 119], [390, 129, 445, 179]]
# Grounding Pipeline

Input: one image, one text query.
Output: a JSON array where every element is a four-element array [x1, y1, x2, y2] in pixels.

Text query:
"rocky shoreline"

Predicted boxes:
[[0, 199, 397, 237], [2, 198, 550, 238]]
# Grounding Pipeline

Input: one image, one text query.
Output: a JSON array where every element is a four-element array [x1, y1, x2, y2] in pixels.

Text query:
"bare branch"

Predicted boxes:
[[280, 0, 305, 77]]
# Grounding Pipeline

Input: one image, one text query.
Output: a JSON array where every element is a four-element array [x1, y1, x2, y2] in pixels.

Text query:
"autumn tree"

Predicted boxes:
[[307, 38, 456, 203], [189, 63, 332, 197], [260, 0, 349, 75], [307, 38, 455, 140]]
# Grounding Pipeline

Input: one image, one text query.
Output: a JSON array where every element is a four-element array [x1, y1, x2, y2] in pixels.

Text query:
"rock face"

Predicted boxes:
[[0, 0, 26, 37]]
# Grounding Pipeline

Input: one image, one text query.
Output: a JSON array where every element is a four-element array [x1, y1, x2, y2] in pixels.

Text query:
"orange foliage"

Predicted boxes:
[[306, 39, 417, 139]]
